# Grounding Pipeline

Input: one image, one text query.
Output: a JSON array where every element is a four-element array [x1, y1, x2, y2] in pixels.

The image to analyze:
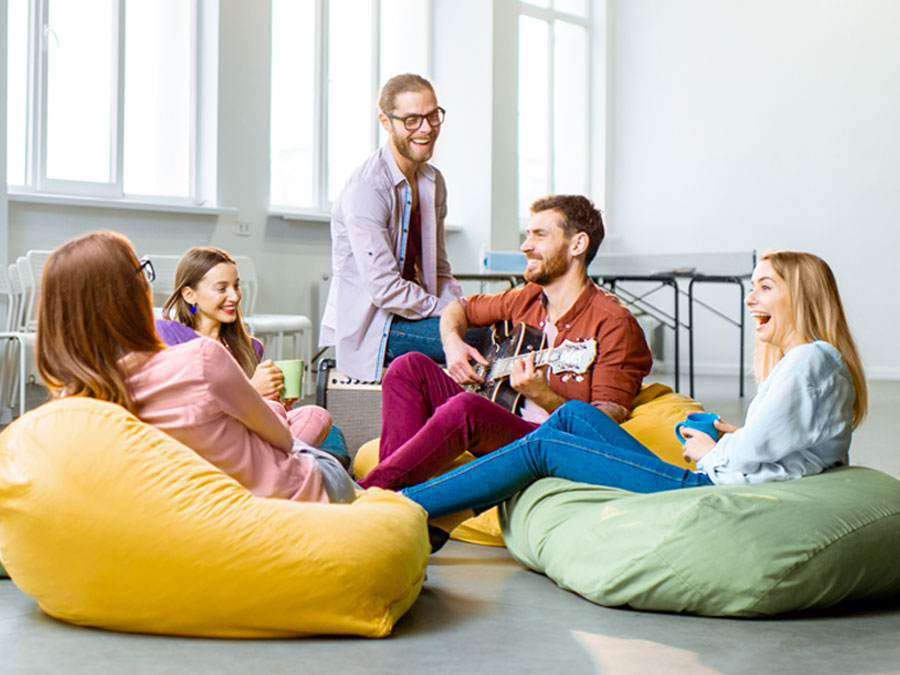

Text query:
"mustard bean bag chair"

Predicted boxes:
[[355, 382, 702, 546], [0, 398, 428, 638]]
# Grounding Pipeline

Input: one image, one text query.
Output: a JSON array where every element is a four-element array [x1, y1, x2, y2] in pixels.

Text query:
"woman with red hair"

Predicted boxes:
[[37, 231, 355, 504]]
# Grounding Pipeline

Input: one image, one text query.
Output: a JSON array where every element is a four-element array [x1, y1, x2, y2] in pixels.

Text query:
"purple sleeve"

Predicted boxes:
[[251, 336, 265, 360], [155, 319, 200, 347]]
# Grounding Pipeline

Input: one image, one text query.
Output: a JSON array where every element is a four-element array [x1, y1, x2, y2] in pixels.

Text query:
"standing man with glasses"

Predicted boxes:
[[320, 73, 465, 382]]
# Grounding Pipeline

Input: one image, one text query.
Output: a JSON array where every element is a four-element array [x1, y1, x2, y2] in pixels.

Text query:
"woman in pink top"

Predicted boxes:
[[36, 231, 355, 504]]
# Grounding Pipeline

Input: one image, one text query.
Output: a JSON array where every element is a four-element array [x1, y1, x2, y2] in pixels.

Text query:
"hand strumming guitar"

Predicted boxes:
[[444, 335, 489, 385], [508, 352, 566, 413], [441, 300, 489, 386]]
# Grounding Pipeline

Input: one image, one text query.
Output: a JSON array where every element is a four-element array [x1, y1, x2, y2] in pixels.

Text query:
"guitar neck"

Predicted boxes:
[[489, 347, 557, 380]]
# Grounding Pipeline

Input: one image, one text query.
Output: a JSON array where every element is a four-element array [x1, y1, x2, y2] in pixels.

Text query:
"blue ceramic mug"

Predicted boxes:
[[674, 412, 721, 444]]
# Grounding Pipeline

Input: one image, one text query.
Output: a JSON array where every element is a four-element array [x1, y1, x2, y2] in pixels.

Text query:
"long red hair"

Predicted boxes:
[[37, 231, 164, 413]]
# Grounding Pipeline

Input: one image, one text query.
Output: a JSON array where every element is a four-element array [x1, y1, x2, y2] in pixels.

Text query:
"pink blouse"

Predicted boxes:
[[123, 338, 328, 503]]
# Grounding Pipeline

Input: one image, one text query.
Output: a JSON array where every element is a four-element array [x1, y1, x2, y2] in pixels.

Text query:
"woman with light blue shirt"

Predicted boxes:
[[401, 251, 869, 523]]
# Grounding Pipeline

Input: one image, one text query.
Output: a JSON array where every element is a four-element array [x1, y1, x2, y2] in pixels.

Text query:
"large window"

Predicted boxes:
[[6, 0, 203, 202], [518, 0, 590, 218], [270, 0, 430, 214]]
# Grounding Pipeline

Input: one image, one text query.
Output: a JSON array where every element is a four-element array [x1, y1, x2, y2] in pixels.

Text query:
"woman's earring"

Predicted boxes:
[[189, 304, 197, 314]]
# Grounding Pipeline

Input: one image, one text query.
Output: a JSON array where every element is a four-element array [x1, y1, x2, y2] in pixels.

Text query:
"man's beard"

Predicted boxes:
[[523, 245, 569, 285], [390, 128, 437, 164]]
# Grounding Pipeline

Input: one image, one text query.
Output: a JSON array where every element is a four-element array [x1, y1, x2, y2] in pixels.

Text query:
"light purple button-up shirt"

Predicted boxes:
[[319, 145, 462, 381]]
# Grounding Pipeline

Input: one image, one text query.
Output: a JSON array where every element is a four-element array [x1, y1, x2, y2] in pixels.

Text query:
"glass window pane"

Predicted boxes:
[[270, 0, 316, 208], [553, 21, 588, 196], [553, 0, 588, 17], [123, 0, 193, 197], [379, 0, 430, 147], [521, 0, 550, 7], [327, 0, 374, 202], [380, 0, 428, 85], [6, 0, 29, 185], [518, 15, 549, 217], [45, 0, 116, 183]]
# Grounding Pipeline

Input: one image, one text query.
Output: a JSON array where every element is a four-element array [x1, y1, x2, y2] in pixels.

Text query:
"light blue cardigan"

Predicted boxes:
[[697, 341, 855, 485]]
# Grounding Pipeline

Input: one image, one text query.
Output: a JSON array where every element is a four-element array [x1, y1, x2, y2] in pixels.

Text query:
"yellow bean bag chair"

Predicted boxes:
[[0, 398, 428, 638], [354, 382, 703, 546]]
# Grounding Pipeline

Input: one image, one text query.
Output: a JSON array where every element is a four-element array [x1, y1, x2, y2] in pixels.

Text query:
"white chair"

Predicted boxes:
[[21, 250, 51, 331], [144, 254, 183, 313], [233, 255, 314, 396], [0, 264, 31, 421], [0, 252, 50, 421]]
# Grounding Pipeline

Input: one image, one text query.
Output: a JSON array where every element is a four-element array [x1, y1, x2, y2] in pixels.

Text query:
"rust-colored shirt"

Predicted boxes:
[[463, 282, 652, 411]]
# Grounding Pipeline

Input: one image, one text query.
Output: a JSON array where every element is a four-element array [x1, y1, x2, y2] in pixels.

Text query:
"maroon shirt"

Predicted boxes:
[[463, 282, 652, 411], [400, 205, 422, 283]]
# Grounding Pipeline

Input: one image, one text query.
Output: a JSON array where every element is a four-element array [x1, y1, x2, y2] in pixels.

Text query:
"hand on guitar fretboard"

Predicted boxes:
[[466, 322, 597, 413]]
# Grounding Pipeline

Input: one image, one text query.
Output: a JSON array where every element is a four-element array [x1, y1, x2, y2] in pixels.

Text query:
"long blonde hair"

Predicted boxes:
[[162, 247, 259, 378], [753, 251, 867, 427], [37, 231, 164, 413]]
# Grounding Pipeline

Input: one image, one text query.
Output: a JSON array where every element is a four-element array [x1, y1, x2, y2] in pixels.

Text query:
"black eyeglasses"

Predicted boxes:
[[387, 106, 446, 131], [137, 257, 156, 284]]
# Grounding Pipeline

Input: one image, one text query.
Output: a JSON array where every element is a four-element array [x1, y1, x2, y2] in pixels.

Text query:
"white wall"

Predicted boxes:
[[606, 0, 900, 378], [432, 0, 523, 274], [431, 0, 494, 271]]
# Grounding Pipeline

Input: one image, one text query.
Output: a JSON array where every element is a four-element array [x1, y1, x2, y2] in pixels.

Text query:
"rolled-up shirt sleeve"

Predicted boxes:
[[589, 315, 652, 411]]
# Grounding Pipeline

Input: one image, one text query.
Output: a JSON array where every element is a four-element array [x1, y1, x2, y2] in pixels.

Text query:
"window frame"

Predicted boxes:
[[10, 0, 205, 206], [516, 0, 592, 223], [269, 0, 433, 219]]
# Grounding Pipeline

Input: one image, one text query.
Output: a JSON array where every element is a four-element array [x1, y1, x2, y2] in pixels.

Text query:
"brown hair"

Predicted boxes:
[[37, 231, 164, 413], [378, 73, 435, 115], [162, 247, 259, 378], [530, 195, 605, 267], [754, 250, 868, 427]]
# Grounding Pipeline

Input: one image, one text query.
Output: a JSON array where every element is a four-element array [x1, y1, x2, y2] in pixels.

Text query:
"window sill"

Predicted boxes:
[[271, 209, 463, 233], [271, 209, 332, 223], [7, 191, 237, 216]]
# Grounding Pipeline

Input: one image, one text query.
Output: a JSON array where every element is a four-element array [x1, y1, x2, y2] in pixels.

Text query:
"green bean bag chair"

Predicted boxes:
[[499, 467, 900, 617]]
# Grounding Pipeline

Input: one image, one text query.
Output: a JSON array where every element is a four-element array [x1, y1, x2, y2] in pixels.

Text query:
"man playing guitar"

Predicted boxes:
[[357, 195, 652, 491]]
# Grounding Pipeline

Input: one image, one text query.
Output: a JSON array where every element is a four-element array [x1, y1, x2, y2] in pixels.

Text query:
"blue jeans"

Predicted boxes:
[[386, 316, 490, 365], [386, 317, 445, 363], [402, 400, 713, 518]]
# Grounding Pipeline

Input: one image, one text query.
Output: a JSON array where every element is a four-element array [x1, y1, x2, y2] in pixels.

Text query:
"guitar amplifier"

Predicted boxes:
[[316, 359, 382, 461]]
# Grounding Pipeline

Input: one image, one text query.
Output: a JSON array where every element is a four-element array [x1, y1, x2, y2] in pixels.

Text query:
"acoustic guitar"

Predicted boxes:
[[467, 322, 597, 414]]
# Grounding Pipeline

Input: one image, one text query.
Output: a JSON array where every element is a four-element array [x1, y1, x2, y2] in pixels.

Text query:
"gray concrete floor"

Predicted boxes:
[[2, 375, 900, 674]]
